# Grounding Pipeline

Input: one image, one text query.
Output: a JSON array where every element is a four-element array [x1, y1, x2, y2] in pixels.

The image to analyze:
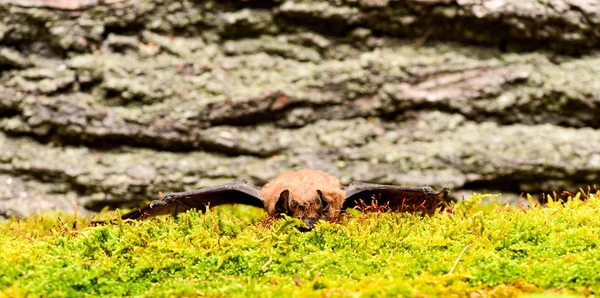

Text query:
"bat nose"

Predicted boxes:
[[298, 218, 316, 232]]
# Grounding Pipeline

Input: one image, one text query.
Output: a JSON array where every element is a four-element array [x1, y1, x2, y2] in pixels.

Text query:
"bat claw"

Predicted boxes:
[[149, 199, 168, 208], [437, 187, 451, 200]]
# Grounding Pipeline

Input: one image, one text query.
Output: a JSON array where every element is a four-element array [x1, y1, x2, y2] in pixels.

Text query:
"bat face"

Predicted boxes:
[[274, 189, 330, 231], [260, 170, 346, 230]]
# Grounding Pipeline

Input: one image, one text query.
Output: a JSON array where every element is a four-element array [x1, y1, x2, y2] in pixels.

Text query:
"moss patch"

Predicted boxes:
[[1, 193, 598, 297]]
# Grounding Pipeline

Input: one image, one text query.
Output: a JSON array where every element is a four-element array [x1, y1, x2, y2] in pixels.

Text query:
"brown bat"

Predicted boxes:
[[111, 170, 450, 230]]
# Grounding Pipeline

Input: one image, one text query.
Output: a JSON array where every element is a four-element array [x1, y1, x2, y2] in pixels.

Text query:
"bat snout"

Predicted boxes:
[[298, 218, 317, 232]]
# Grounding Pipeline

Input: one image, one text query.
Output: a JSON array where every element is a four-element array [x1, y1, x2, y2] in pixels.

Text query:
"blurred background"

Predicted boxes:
[[0, 0, 599, 219]]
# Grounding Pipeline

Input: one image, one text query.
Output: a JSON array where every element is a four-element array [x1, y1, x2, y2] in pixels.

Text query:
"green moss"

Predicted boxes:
[[1, 193, 598, 297]]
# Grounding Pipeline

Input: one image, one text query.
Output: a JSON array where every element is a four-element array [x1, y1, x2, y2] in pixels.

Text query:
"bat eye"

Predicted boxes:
[[275, 189, 290, 215], [317, 190, 329, 212]]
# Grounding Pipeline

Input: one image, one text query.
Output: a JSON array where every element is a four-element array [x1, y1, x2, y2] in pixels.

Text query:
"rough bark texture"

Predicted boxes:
[[1, 0, 600, 218]]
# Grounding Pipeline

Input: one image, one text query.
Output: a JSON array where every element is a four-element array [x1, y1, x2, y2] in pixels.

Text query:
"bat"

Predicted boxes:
[[99, 170, 451, 230]]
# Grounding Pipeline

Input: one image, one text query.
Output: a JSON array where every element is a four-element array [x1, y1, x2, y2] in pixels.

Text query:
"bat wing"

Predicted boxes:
[[111, 179, 262, 221], [343, 182, 451, 214]]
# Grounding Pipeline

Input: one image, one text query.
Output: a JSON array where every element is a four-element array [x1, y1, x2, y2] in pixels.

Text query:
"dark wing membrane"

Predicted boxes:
[[343, 182, 451, 214], [118, 179, 262, 221]]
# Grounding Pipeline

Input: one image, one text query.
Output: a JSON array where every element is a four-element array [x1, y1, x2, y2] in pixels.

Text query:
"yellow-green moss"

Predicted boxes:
[[1, 193, 598, 297]]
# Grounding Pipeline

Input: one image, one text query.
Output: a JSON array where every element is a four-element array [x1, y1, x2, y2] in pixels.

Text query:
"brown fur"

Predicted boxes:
[[260, 169, 345, 221]]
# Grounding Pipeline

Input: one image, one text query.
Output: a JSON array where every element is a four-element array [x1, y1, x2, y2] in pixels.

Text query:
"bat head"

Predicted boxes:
[[274, 189, 329, 231]]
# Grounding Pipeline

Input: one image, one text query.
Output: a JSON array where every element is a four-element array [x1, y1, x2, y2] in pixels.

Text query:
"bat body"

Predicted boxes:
[[113, 170, 450, 230]]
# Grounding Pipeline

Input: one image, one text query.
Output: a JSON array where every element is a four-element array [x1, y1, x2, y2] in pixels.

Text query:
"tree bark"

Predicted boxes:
[[1, 0, 600, 218]]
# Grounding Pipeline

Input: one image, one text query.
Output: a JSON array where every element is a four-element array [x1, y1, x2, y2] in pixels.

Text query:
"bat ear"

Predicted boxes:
[[275, 189, 290, 214], [317, 189, 329, 212]]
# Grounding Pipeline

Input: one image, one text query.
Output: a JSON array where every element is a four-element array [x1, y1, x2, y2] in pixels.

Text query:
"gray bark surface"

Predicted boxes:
[[1, 0, 599, 218]]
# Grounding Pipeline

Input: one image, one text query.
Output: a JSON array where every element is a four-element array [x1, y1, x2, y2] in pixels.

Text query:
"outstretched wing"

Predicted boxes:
[[343, 182, 451, 214], [104, 179, 262, 222]]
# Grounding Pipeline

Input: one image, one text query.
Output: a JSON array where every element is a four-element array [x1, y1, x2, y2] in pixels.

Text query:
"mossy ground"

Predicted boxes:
[[1, 193, 599, 297]]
